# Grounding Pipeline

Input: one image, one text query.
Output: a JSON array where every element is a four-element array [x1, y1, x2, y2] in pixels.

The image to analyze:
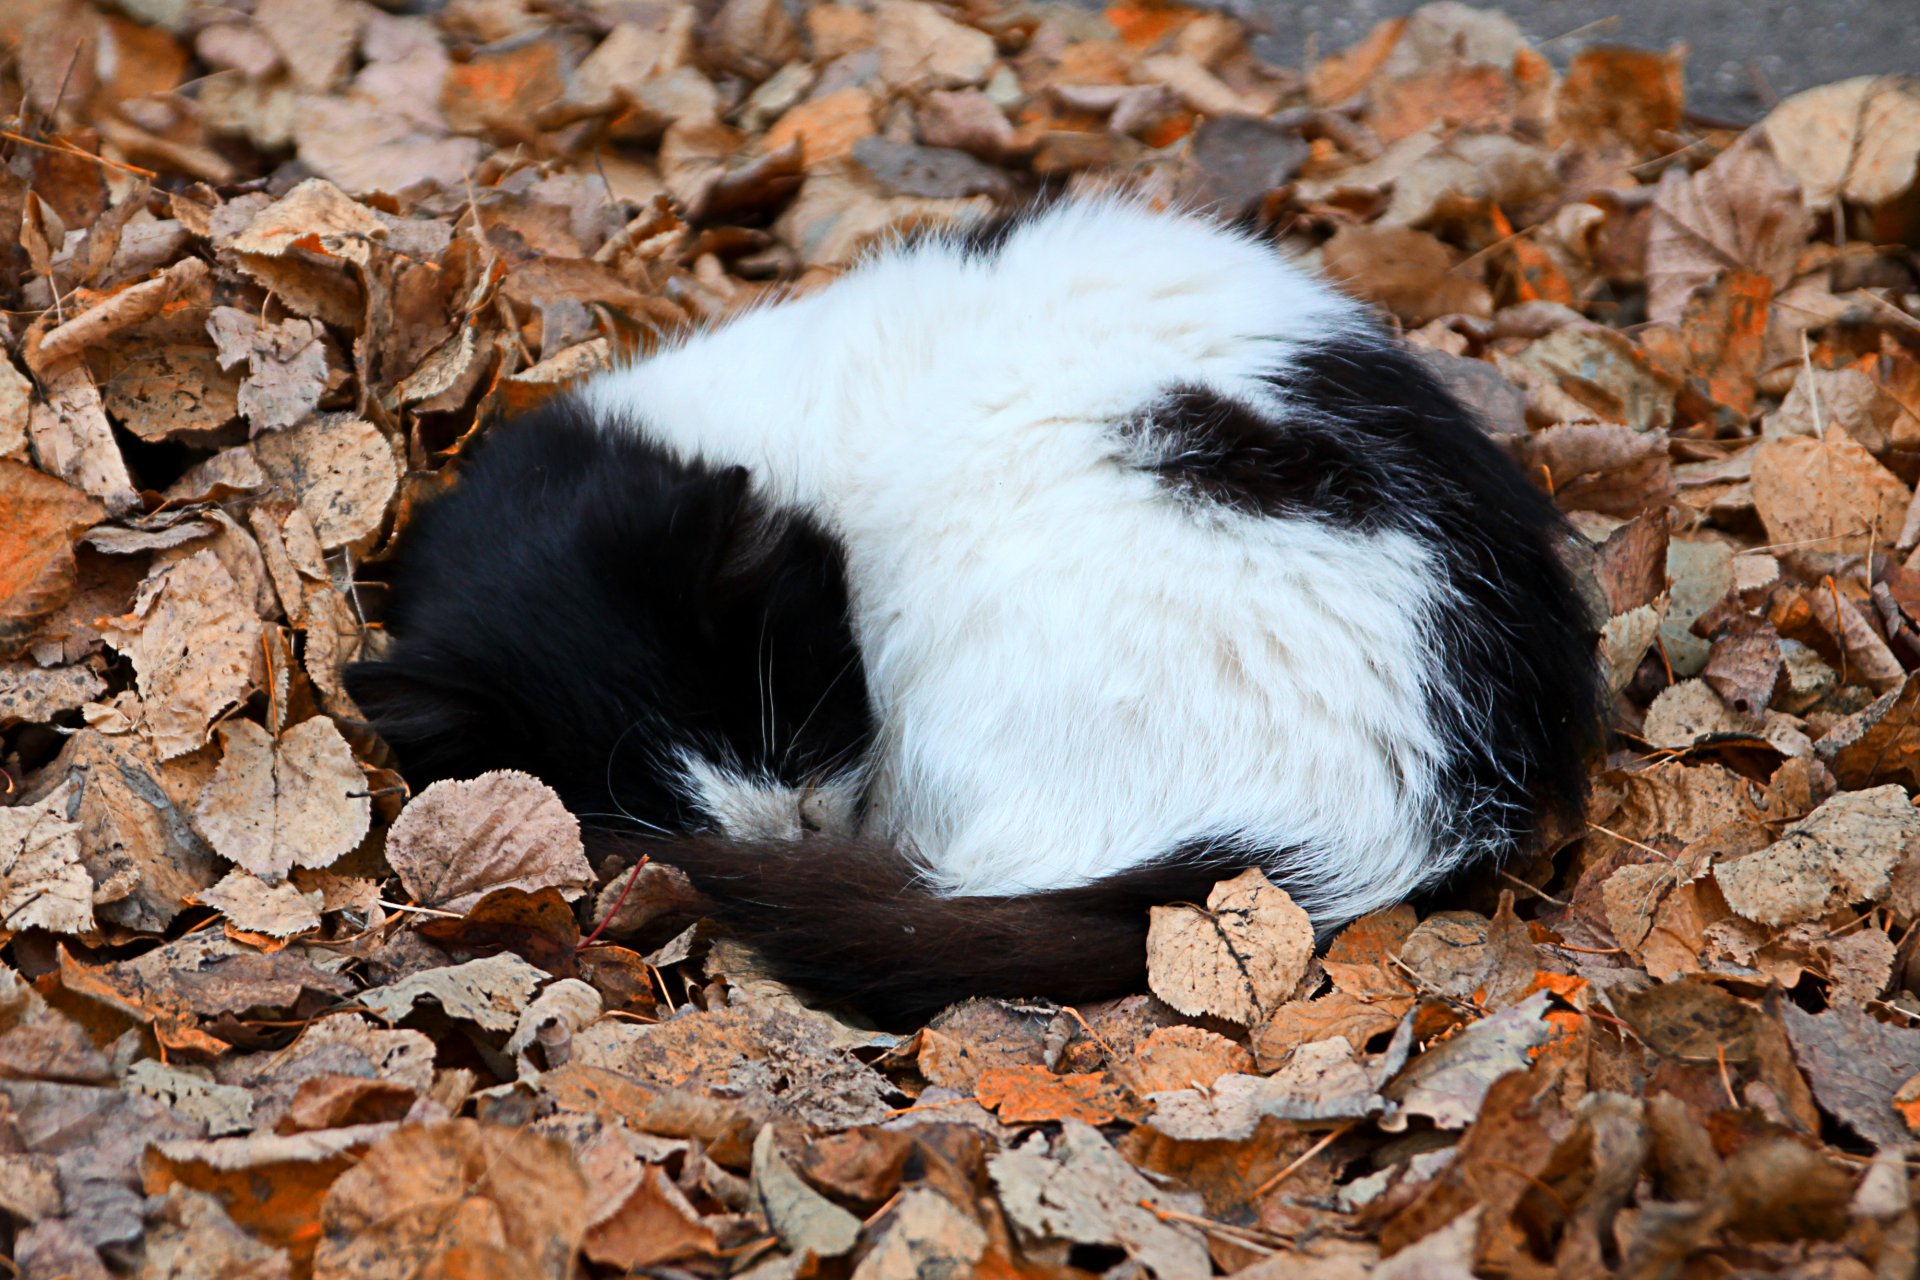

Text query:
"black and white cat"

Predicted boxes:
[[348, 200, 1599, 1023]]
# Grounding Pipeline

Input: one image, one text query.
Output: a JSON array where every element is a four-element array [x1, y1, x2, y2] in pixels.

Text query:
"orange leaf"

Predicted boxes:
[[974, 1065, 1142, 1125]]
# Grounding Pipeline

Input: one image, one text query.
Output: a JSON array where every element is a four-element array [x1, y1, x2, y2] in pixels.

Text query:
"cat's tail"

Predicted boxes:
[[591, 831, 1248, 1027]]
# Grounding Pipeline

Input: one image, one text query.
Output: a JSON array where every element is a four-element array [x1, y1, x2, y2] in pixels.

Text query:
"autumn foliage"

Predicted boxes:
[[2, 0, 1920, 1276]]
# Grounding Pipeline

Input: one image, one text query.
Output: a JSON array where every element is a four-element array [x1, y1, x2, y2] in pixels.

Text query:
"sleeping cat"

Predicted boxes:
[[347, 200, 1600, 1024]]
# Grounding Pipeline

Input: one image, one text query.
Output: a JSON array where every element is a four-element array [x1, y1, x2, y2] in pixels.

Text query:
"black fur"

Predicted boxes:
[[345, 398, 873, 836], [1129, 328, 1600, 858], [608, 831, 1257, 1027]]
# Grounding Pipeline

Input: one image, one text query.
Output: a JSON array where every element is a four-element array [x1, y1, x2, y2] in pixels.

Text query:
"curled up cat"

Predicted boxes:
[[346, 200, 1601, 1025]]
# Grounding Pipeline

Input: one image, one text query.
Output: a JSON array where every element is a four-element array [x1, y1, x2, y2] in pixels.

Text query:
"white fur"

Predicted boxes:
[[583, 201, 1456, 925]]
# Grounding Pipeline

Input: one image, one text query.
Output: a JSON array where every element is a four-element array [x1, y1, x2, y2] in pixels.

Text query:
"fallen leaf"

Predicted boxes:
[[206, 308, 332, 436], [196, 870, 323, 938], [854, 1187, 988, 1280], [1381, 991, 1556, 1131], [990, 1120, 1210, 1279], [384, 771, 592, 914], [1646, 135, 1812, 324], [1146, 868, 1312, 1025], [752, 1123, 862, 1259], [313, 1120, 590, 1280], [251, 415, 398, 550], [975, 1065, 1140, 1125], [1716, 785, 1920, 926], [0, 461, 107, 658], [193, 717, 369, 883], [1763, 76, 1920, 209], [357, 953, 547, 1033], [0, 779, 95, 936], [1783, 1003, 1920, 1148], [1750, 433, 1907, 579], [100, 550, 261, 760]]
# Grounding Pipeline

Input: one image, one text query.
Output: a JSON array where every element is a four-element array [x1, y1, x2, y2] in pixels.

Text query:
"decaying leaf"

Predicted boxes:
[[1146, 868, 1313, 1025], [357, 953, 547, 1033], [193, 717, 370, 883], [1716, 785, 1920, 926], [0, 461, 107, 658], [384, 771, 592, 913], [99, 550, 261, 760], [990, 1120, 1210, 1279], [0, 779, 95, 936]]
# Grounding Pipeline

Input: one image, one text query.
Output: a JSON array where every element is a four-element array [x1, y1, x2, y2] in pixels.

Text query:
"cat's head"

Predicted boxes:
[[344, 397, 870, 837]]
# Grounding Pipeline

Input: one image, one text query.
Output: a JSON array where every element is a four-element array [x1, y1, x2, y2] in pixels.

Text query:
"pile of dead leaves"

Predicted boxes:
[[3, 0, 1920, 1275]]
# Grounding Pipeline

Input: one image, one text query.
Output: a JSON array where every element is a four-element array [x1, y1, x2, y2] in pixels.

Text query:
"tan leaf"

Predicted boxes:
[[874, 0, 996, 91], [0, 461, 106, 659], [357, 953, 547, 1033], [1646, 135, 1812, 324], [752, 1124, 862, 1259], [26, 361, 138, 516], [385, 771, 591, 914], [193, 717, 368, 882], [989, 1120, 1210, 1278], [1146, 868, 1313, 1025], [1716, 785, 1920, 926], [854, 1188, 988, 1280], [207, 308, 332, 436], [0, 354, 29, 459], [225, 177, 387, 265], [100, 550, 261, 760], [20, 729, 221, 933], [314, 1120, 591, 1280], [1750, 434, 1907, 579], [0, 658, 106, 727], [1114, 1025, 1253, 1096], [196, 869, 324, 938], [1380, 991, 1555, 1131], [1763, 76, 1920, 209], [0, 778, 94, 936], [251, 415, 398, 550]]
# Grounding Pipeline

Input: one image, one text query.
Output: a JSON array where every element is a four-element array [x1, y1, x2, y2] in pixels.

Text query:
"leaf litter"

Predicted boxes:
[[1, 0, 1919, 1275]]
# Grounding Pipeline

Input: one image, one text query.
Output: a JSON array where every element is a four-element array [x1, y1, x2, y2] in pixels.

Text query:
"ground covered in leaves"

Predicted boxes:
[[2, 0, 1919, 1276]]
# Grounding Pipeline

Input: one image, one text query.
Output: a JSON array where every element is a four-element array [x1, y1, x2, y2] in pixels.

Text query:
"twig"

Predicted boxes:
[[1253, 1123, 1355, 1199], [0, 129, 157, 178]]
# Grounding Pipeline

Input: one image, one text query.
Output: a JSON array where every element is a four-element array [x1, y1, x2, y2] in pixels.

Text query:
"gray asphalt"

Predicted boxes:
[[1224, 0, 1918, 123]]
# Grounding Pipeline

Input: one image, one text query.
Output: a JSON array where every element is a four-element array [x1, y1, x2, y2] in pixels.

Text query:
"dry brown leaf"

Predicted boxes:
[[100, 550, 261, 760], [1115, 1025, 1254, 1095], [20, 729, 221, 932], [1783, 1003, 1920, 1148], [0, 658, 106, 726], [384, 770, 592, 914], [357, 953, 547, 1033], [873, 0, 996, 91], [1646, 135, 1812, 324], [752, 1123, 862, 1259], [1380, 991, 1555, 1130], [1146, 867, 1312, 1026], [0, 461, 107, 659], [314, 1120, 590, 1280], [1763, 76, 1920, 209], [1751, 434, 1908, 579], [975, 1065, 1139, 1125], [1716, 785, 1920, 926], [196, 869, 323, 938], [26, 361, 138, 516], [32, 257, 210, 369], [0, 778, 95, 936], [207, 308, 332, 436], [1321, 224, 1492, 326], [193, 717, 369, 882], [855, 1188, 988, 1280], [989, 1120, 1210, 1278], [251, 415, 398, 550]]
